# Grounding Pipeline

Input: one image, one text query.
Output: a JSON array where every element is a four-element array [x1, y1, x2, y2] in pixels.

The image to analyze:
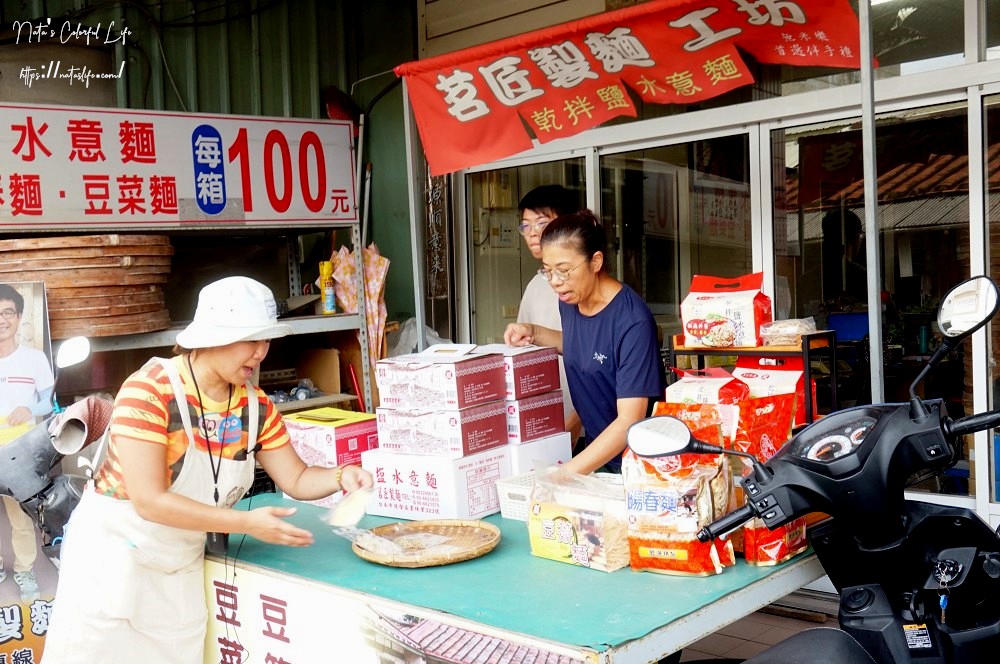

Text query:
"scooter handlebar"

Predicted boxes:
[[946, 409, 1000, 438], [697, 504, 756, 543]]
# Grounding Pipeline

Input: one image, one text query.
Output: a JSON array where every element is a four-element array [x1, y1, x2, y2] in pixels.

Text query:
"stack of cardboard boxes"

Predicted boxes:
[[364, 344, 572, 520]]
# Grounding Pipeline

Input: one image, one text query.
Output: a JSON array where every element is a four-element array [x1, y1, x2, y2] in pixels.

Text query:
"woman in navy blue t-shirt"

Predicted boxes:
[[504, 209, 665, 473]]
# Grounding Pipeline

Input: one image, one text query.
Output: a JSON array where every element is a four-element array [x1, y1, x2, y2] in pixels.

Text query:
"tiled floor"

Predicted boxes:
[[679, 607, 830, 661]]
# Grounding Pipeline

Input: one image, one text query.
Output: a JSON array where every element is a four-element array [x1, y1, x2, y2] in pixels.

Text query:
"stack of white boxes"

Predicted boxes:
[[363, 344, 572, 520]]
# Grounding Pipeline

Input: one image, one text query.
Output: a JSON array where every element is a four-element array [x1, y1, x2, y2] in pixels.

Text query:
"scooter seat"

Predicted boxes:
[[742, 627, 875, 664]]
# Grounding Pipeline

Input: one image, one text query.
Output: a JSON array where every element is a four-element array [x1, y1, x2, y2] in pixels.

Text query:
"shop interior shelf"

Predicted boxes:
[[274, 393, 359, 414], [665, 330, 838, 424], [88, 312, 367, 352]]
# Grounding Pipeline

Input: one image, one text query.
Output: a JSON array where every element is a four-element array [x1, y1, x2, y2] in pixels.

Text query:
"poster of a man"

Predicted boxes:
[[0, 282, 55, 607]]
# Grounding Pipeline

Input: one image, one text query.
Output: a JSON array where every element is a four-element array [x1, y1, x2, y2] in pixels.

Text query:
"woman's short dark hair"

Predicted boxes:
[[540, 209, 607, 261]]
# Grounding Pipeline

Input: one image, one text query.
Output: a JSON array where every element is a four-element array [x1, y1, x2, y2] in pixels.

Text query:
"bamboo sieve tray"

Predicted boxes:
[[351, 519, 501, 568]]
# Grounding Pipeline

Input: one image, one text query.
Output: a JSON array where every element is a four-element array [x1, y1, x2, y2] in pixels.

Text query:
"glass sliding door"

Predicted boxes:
[[773, 103, 972, 495], [600, 134, 751, 342], [464, 160, 586, 344], [985, 94, 1000, 503]]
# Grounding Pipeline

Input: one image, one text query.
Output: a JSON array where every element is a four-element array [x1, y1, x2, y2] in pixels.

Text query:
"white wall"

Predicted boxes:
[[419, 0, 606, 57]]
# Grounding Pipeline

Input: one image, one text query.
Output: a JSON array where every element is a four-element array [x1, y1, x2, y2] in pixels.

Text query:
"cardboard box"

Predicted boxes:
[[361, 446, 511, 520], [375, 345, 506, 410], [375, 401, 508, 458], [505, 390, 566, 444], [506, 431, 573, 474], [284, 407, 378, 508], [295, 348, 341, 394], [285, 407, 378, 468], [477, 344, 561, 399]]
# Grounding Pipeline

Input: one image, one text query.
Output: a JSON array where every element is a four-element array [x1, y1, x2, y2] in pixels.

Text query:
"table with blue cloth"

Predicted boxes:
[[203, 493, 823, 663]]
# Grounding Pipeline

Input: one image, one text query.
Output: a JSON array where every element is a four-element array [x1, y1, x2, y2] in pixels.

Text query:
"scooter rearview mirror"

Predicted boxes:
[[51, 336, 91, 415], [628, 415, 736, 456], [55, 336, 91, 370], [627, 416, 773, 483], [627, 416, 697, 457], [908, 276, 999, 412], [937, 275, 999, 340]]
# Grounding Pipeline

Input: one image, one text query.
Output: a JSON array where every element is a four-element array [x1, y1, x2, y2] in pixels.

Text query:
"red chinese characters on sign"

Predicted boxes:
[[2, 116, 175, 220], [395, 0, 863, 175], [214, 580, 248, 663], [68, 119, 106, 162], [214, 580, 242, 628], [7, 174, 43, 215], [120, 120, 157, 163], [11, 117, 51, 161], [261, 593, 292, 664]]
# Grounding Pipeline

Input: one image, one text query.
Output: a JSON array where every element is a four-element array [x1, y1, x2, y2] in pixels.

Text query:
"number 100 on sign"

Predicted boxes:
[[191, 123, 355, 222]]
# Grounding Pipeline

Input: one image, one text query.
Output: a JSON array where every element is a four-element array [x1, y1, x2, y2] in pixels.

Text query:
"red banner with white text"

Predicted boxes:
[[395, 0, 863, 175]]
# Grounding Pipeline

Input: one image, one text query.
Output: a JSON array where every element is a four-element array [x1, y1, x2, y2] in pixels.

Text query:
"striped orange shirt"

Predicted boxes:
[[96, 355, 289, 499]]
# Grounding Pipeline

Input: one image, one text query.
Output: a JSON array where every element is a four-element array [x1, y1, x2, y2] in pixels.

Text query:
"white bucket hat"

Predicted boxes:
[[175, 276, 293, 349]]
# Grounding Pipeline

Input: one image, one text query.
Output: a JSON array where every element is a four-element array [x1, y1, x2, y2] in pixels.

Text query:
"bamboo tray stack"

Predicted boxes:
[[0, 234, 174, 339]]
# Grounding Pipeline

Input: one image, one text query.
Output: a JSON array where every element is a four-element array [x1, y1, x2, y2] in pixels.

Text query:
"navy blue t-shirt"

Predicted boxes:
[[559, 284, 665, 471]]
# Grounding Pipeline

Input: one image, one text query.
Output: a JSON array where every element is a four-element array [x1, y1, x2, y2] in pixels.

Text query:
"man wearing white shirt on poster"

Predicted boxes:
[[0, 283, 54, 603]]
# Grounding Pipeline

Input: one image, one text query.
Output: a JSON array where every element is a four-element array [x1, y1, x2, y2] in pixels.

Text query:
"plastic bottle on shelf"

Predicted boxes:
[[319, 261, 336, 314]]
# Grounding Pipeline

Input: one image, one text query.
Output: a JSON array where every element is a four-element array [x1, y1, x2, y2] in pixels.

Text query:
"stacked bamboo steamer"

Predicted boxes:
[[0, 234, 173, 339]]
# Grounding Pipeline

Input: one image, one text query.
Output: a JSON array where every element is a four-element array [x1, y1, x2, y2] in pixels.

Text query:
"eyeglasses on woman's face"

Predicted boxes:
[[0, 309, 19, 320], [538, 259, 587, 283]]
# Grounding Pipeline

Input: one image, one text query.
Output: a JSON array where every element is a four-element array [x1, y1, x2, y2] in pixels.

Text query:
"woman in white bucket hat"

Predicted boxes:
[[45, 276, 373, 663]]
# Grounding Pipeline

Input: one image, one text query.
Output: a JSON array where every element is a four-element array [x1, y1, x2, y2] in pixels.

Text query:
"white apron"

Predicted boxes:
[[43, 358, 259, 664]]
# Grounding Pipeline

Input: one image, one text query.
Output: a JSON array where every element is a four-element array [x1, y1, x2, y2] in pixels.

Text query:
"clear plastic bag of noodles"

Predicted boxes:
[[622, 403, 737, 576], [526, 466, 629, 572]]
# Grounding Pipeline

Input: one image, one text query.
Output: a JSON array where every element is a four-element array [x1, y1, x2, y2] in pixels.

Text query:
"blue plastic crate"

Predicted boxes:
[[828, 312, 869, 342]]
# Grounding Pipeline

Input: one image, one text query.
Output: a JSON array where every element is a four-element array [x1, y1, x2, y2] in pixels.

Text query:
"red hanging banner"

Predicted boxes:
[[396, 0, 863, 176]]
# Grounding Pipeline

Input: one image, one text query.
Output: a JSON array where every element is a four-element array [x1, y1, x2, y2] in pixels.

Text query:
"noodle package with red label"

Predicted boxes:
[[680, 272, 772, 348], [623, 403, 736, 576]]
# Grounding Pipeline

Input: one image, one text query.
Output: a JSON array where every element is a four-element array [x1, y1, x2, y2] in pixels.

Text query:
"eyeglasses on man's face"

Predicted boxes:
[[538, 259, 587, 283], [0, 309, 19, 320], [518, 215, 551, 234]]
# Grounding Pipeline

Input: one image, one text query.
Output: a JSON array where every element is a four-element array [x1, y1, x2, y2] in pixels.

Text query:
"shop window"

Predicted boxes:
[[773, 103, 971, 496], [465, 161, 586, 344], [603, 1, 972, 131], [987, 0, 1000, 60], [599, 136, 752, 338]]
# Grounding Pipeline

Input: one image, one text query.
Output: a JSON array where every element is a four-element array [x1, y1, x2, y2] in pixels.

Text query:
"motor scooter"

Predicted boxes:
[[629, 275, 1000, 663], [0, 336, 110, 564]]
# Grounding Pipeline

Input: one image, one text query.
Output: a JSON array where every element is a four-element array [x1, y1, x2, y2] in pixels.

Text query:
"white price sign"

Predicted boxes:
[[0, 102, 357, 230]]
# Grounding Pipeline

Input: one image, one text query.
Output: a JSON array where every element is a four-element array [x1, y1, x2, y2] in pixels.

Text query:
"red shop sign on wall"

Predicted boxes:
[[396, 0, 863, 176]]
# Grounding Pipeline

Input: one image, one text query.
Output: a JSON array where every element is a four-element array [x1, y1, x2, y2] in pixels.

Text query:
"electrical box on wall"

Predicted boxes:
[[476, 208, 518, 250], [490, 211, 517, 248]]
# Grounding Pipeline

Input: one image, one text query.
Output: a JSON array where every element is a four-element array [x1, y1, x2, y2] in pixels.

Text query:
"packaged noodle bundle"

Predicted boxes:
[[732, 394, 796, 464], [623, 403, 736, 576], [527, 467, 629, 572], [665, 367, 750, 405], [743, 515, 808, 565], [732, 394, 808, 565], [680, 272, 773, 348], [733, 356, 817, 427]]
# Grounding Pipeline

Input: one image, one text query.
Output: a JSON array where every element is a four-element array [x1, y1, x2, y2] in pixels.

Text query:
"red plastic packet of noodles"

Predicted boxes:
[[733, 356, 817, 427], [680, 272, 773, 348]]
